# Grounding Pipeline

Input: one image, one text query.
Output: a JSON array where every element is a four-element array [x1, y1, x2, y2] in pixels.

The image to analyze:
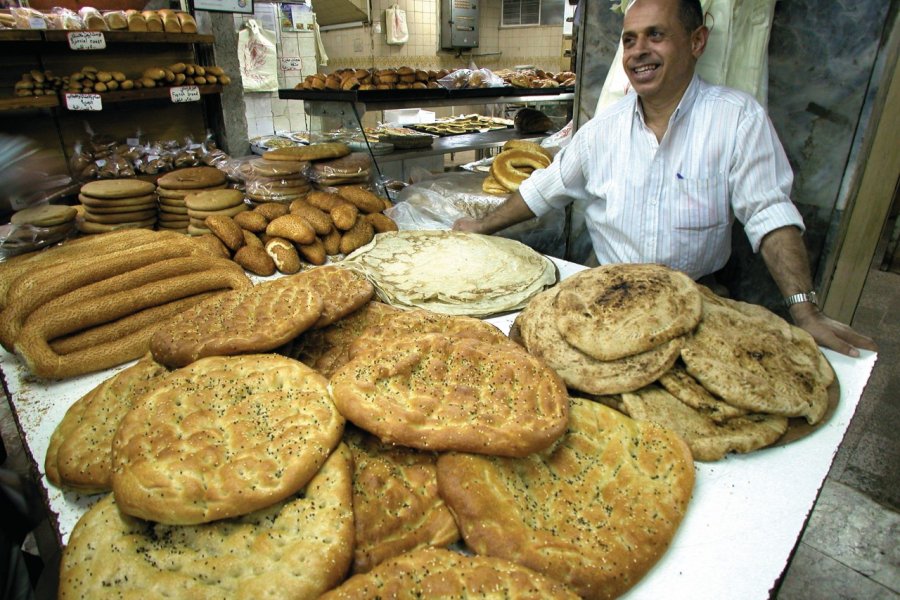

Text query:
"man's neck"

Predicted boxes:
[[639, 79, 692, 142]]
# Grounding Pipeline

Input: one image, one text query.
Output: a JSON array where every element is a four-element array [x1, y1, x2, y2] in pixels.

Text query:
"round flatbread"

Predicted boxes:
[[158, 204, 189, 216], [76, 217, 156, 234], [149, 274, 326, 369], [263, 142, 351, 162], [61, 444, 353, 599], [330, 332, 568, 457], [250, 158, 310, 177], [79, 201, 156, 214], [620, 385, 789, 461], [657, 363, 747, 423], [320, 547, 579, 600], [157, 166, 227, 190], [184, 188, 245, 211], [80, 179, 156, 199], [111, 354, 345, 524], [83, 208, 158, 224], [79, 193, 157, 208], [553, 264, 702, 361], [344, 428, 459, 574], [437, 397, 695, 599], [11, 204, 77, 227], [516, 285, 684, 395], [186, 203, 248, 219], [157, 183, 227, 199], [680, 295, 833, 424], [342, 231, 557, 318]]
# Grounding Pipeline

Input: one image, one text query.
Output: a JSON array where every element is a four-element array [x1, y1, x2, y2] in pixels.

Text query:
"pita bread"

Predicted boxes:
[[516, 286, 683, 394], [553, 264, 702, 361], [681, 297, 832, 423], [330, 332, 569, 457], [342, 231, 557, 318], [60, 444, 354, 600], [657, 363, 747, 423], [621, 385, 789, 461], [437, 397, 694, 599], [320, 547, 580, 599], [111, 354, 344, 524], [344, 427, 459, 574]]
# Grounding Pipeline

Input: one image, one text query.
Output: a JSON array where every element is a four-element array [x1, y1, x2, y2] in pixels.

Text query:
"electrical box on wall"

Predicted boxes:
[[441, 0, 479, 50]]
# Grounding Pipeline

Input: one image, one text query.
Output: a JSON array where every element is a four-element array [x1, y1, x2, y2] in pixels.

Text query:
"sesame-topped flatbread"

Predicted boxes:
[[437, 397, 694, 600], [330, 332, 568, 457], [344, 427, 459, 574], [45, 355, 168, 493], [348, 308, 509, 362], [111, 354, 344, 524], [680, 296, 833, 424], [516, 286, 683, 394], [553, 264, 702, 361], [621, 385, 789, 461], [264, 142, 351, 162], [657, 363, 747, 423], [149, 273, 325, 368], [320, 547, 579, 600], [299, 265, 375, 328], [280, 301, 402, 377], [61, 444, 353, 600]]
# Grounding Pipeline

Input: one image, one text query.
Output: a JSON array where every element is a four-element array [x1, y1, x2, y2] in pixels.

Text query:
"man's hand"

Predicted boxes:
[[790, 303, 878, 358], [452, 217, 484, 233]]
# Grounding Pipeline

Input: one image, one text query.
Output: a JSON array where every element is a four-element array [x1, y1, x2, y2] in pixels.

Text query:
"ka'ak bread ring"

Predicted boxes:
[[0, 229, 164, 309], [482, 174, 510, 196], [15, 268, 251, 379], [501, 139, 553, 162], [0, 239, 203, 351], [490, 150, 551, 192]]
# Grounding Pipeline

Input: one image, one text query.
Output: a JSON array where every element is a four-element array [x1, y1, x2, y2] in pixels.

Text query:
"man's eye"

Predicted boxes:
[[649, 31, 663, 39]]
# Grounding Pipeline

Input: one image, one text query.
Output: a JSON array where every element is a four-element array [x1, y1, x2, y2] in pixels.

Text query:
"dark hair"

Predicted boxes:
[[678, 0, 704, 32]]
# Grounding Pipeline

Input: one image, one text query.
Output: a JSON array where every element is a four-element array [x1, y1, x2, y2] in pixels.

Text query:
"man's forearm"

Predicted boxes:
[[759, 226, 814, 298], [454, 191, 537, 234]]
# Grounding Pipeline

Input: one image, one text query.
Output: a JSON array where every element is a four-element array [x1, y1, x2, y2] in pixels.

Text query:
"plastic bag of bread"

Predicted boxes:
[[309, 152, 372, 186], [49, 8, 84, 30], [12, 7, 49, 29], [78, 7, 107, 30], [69, 142, 93, 179], [438, 69, 472, 90], [467, 68, 505, 89]]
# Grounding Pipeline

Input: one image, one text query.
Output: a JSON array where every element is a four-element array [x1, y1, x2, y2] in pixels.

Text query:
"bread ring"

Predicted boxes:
[[481, 174, 510, 196], [489, 150, 551, 192], [501, 139, 553, 162]]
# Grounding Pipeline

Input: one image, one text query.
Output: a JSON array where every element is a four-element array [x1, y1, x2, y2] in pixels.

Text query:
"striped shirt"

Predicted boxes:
[[519, 75, 804, 279]]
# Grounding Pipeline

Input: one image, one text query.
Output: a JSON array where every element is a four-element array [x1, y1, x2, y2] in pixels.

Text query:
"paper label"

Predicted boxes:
[[169, 86, 201, 103], [28, 17, 47, 29], [281, 57, 302, 71], [64, 93, 103, 111], [67, 31, 106, 50]]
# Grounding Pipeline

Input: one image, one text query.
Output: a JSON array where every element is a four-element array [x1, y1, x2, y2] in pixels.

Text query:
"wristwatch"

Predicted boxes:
[[784, 290, 818, 308]]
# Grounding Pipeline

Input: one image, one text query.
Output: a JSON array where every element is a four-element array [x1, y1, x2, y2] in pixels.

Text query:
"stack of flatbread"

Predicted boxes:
[[342, 230, 557, 317], [514, 263, 836, 462], [53, 282, 696, 598]]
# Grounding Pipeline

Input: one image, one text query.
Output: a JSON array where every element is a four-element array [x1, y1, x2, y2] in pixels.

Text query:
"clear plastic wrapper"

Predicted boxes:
[[11, 7, 49, 29], [50, 8, 84, 30], [387, 172, 566, 258], [0, 221, 76, 259], [437, 68, 505, 90], [309, 152, 372, 186]]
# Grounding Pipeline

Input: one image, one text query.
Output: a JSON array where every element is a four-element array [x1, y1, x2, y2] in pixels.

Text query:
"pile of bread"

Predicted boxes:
[[513, 263, 836, 461], [12, 62, 229, 97], [1, 7, 198, 32], [298, 67, 450, 91], [496, 68, 577, 89], [40, 264, 694, 599], [483, 140, 553, 195]]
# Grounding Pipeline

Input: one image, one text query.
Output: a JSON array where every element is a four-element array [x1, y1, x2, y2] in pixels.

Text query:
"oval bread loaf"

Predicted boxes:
[[267, 214, 316, 245]]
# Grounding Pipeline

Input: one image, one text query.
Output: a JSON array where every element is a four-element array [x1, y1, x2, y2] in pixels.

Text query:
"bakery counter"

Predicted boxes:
[[0, 256, 878, 598], [278, 87, 574, 112]]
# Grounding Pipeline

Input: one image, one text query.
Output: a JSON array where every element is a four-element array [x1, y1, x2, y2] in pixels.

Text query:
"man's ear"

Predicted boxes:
[[691, 25, 709, 58]]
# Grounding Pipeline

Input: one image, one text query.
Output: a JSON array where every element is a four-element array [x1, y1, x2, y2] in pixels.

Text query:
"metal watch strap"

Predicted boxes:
[[784, 291, 818, 308]]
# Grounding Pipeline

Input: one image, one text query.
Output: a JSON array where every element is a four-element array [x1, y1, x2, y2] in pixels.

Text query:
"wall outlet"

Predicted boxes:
[[373, 21, 382, 34]]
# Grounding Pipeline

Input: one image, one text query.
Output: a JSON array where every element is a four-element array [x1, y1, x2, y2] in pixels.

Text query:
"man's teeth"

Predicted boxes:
[[634, 65, 656, 73]]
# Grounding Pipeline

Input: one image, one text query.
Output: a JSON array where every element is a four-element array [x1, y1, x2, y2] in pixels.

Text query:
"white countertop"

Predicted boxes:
[[0, 256, 878, 598]]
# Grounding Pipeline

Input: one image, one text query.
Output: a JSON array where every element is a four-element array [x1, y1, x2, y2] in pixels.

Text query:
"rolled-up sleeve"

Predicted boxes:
[[730, 105, 805, 252], [519, 132, 590, 217]]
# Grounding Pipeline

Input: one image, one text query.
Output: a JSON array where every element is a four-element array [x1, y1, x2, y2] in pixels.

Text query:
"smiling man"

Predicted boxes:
[[453, 0, 875, 357]]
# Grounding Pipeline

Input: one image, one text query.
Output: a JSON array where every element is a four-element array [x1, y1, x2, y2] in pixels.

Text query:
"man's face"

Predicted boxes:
[[621, 0, 706, 104]]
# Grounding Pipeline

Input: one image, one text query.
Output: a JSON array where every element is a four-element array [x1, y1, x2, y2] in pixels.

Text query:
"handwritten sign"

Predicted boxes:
[[67, 31, 106, 50], [169, 86, 201, 103], [64, 93, 102, 111], [281, 57, 302, 72]]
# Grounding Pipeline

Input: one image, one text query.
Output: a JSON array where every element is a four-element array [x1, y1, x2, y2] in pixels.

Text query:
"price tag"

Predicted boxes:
[[281, 57, 302, 72], [169, 86, 201, 103], [64, 93, 103, 111], [28, 17, 47, 29], [67, 31, 106, 50]]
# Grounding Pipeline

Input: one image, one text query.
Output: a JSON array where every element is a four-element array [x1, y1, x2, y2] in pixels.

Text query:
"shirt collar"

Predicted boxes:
[[632, 73, 703, 126]]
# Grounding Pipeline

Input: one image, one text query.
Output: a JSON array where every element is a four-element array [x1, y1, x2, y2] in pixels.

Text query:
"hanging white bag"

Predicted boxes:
[[238, 19, 279, 92], [386, 4, 409, 45]]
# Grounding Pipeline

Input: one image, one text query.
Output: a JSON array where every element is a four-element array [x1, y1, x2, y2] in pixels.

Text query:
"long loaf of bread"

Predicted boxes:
[[16, 268, 251, 379], [0, 240, 207, 350]]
